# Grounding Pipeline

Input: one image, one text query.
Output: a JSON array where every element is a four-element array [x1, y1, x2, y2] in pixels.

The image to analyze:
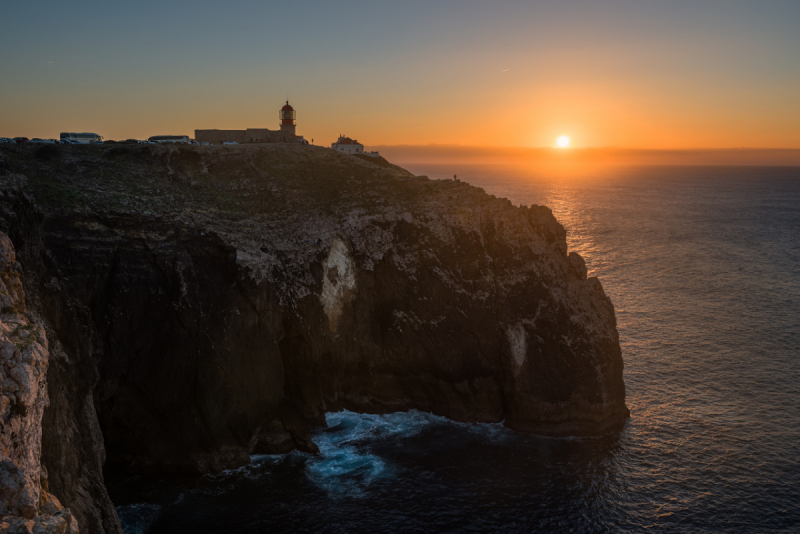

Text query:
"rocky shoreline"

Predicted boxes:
[[0, 143, 627, 533]]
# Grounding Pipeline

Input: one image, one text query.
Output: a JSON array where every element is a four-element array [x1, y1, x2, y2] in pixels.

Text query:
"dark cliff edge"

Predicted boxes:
[[0, 143, 628, 533], [0, 177, 122, 533]]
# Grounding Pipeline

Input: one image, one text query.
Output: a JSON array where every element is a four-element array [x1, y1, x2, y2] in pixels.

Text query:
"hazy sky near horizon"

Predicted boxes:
[[2, 0, 799, 148]]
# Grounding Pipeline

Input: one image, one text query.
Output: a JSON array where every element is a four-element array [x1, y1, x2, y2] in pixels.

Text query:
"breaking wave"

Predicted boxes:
[[305, 410, 508, 496]]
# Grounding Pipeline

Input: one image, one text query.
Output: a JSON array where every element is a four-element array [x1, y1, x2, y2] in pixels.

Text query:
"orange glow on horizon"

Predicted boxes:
[[2, 4, 798, 151]]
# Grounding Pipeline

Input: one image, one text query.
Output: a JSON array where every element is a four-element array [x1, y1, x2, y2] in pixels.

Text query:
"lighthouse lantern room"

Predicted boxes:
[[279, 101, 296, 135]]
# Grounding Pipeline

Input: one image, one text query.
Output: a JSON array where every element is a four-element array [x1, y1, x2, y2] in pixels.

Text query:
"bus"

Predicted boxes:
[[60, 132, 103, 144], [148, 135, 190, 144]]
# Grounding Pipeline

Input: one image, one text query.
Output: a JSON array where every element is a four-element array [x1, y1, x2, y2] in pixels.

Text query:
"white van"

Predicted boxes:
[[60, 132, 103, 144]]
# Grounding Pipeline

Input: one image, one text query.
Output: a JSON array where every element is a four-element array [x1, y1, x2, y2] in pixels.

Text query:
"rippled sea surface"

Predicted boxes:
[[107, 165, 800, 533]]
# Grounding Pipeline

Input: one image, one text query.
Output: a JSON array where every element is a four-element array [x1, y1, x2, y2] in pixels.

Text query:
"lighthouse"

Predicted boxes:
[[195, 99, 307, 144], [279, 101, 296, 136]]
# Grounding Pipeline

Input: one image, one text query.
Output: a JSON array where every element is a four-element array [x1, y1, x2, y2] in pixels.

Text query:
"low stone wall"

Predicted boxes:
[[195, 129, 303, 145]]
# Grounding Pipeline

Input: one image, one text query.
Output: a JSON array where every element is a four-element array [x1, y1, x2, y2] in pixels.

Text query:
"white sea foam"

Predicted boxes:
[[305, 409, 512, 496], [305, 411, 399, 497], [209, 452, 287, 482]]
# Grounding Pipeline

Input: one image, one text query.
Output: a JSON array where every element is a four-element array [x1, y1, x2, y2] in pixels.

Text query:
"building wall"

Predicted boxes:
[[280, 124, 296, 136], [195, 129, 248, 145], [332, 144, 364, 154], [245, 129, 272, 142], [269, 130, 298, 143]]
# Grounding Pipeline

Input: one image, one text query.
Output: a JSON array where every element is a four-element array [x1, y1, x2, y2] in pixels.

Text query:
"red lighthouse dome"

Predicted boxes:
[[280, 101, 296, 125]]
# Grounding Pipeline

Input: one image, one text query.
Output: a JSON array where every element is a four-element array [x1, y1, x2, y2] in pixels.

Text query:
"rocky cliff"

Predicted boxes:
[[0, 143, 628, 533], [0, 176, 123, 534], [0, 229, 80, 533]]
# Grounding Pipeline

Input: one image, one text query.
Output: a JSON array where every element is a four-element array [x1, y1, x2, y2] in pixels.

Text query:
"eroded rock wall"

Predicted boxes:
[[36, 181, 628, 477], [0, 230, 79, 533], [279, 199, 627, 435], [39, 213, 305, 473], [0, 176, 122, 534]]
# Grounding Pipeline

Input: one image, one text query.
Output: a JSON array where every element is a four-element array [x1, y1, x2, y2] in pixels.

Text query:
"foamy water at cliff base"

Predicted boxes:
[[108, 165, 800, 533]]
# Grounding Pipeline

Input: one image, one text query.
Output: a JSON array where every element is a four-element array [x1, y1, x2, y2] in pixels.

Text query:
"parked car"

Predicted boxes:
[[14, 138, 30, 144], [222, 141, 238, 145], [148, 135, 190, 144], [200, 142, 210, 146], [0, 138, 13, 144]]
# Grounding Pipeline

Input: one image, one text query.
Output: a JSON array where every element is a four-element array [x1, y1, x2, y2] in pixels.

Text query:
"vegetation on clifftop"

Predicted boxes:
[[0, 144, 465, 220]]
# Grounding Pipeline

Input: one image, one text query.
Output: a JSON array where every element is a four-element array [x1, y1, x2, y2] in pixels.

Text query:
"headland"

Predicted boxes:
[[0, 142, 628, 533]]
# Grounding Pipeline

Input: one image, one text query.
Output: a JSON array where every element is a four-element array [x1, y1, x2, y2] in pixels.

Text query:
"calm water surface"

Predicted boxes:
[[108, 165, 800, 533]]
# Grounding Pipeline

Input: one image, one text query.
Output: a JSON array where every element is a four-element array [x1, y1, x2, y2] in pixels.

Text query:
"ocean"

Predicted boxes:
[[108, 164, 800, 533]]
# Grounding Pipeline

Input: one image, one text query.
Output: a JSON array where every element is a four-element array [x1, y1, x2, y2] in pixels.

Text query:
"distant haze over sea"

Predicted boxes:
[[369, 145, 800, 166]]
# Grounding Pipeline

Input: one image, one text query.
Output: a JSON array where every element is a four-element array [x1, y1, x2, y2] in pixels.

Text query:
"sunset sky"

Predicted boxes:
[[2, 0, 799, 150]]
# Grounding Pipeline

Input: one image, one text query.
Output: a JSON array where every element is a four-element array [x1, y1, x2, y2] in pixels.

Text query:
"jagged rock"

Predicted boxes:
[[0, 235, 14, 273], [0, 508, 79, 534], [0, 233, 78, 534], [250, 401, 320, 455], [0, 181, 121, 534]]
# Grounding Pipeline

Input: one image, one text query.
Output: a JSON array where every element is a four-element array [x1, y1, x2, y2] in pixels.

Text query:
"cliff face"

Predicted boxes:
[[0, 177, 123, 534], [0, 143, 627, 532], [0, 229, 80, 533]]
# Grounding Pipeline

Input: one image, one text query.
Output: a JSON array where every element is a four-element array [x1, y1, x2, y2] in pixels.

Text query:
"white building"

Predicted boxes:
[[331, 136, 364, 154]]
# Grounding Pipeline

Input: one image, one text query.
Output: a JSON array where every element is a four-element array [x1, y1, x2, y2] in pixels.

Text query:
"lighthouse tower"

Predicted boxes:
[[279, 101, 296, 135]]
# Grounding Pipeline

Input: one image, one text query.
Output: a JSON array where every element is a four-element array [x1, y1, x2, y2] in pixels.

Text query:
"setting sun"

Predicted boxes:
[[556, 136, 571, 148]]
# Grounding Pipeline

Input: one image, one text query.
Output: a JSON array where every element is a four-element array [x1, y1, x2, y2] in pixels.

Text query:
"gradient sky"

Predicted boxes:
[[2, 0, 799, 148]]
